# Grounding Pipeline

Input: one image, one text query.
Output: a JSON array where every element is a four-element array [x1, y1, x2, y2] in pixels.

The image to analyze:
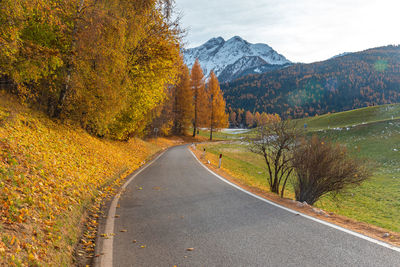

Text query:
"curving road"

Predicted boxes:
[[99, 145, 400, 267]]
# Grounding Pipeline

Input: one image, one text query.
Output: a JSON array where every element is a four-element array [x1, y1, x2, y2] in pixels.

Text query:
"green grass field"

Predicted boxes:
[[294, 103, 400, 131], [198, 104, 400, 232]]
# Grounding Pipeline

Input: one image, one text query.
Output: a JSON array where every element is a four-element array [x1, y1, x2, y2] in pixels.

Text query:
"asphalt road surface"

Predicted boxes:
[[109, 145, 400, 267]]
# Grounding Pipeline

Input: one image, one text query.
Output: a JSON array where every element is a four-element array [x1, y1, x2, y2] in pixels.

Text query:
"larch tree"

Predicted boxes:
[[207, 71, 229, 140], [229, 111, 237, 127], [254, 112, 261, 126], [245, 111, 254, 128], [172, 63, 193, 135], [237, 109, 244, 127], [190, 59, 206, 137]]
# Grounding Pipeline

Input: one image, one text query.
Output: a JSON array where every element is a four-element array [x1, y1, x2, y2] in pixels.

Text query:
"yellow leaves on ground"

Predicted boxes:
[[0, 95, 173, 266]]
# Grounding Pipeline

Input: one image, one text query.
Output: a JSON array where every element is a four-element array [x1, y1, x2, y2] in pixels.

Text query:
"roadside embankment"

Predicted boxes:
[[0, 92, 201, 266]]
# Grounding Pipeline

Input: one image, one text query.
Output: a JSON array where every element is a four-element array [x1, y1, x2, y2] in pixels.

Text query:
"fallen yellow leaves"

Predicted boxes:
[[0, 95, 176, 266]]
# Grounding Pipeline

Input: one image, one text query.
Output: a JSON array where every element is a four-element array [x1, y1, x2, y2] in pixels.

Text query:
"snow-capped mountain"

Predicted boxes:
[[183, 36, 291, 82]]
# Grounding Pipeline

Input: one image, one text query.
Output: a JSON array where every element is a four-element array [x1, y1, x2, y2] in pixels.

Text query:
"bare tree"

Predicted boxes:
[[292, 135, 371, 205], [249, 120, 301, 197]]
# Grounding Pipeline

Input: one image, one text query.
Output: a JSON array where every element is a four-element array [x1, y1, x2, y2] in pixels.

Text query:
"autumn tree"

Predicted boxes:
[[254, 112, 261, 126], [53, 0, 87, 118], [237, 109, 244, 127], [245, 111, 254, 128], [206, 71, 229, 140], [190, 59, 206, 137], [149, 85, 175, 136], [0, 0, 183, 140], [88, 0, 182, 139], [229, 111, 237, 127], [172, 63, 194, 135], [0, 0, 76, 106]]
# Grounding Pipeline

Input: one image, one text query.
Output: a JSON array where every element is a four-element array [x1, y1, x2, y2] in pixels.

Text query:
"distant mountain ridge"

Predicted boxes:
[[183, 36, 291, 82], [221, 45, 400, 119]]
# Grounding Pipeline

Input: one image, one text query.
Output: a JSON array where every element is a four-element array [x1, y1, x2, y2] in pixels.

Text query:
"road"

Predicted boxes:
[[102, 145, 400, 266]]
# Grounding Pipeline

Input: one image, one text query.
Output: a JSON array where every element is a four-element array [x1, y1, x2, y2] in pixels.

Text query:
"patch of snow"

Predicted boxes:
[[221, 128, 250, 134]]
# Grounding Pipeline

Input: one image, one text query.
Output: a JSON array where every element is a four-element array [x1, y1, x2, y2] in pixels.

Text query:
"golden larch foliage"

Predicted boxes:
[[207, 71, 229, 131], [190, 59, 206, 136]]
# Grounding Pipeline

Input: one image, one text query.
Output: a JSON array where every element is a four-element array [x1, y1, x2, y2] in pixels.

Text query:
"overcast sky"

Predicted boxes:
[[175, 0, 400, 63]]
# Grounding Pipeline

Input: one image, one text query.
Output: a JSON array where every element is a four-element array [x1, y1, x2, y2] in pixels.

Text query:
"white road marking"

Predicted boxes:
[[95, 151, 166, 267], [189, 148, 400, 253]]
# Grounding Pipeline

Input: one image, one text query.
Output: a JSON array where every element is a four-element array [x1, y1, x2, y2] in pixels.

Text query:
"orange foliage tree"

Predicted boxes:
[[190, 59, 206, 137], [172, 63, 194, 135], [206, 71, 229, 140]]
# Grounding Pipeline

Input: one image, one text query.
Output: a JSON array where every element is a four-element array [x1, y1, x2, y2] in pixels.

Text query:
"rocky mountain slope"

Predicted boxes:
[[183, 36, 291, 82]]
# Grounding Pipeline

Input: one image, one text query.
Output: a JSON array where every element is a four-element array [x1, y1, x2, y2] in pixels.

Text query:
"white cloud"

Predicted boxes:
[[176, 0, 400, 63]]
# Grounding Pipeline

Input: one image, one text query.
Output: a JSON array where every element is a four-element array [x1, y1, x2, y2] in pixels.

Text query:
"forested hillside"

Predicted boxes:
[[0, 0, 182, 139], [221, 45, 400, 119]]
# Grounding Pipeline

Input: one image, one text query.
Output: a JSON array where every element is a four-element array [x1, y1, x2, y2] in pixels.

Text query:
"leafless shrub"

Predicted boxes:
[[292, 135, 371, 205]]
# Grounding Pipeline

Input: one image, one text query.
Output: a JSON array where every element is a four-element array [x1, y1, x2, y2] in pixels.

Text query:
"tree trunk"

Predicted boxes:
[[209, 94, 214, 141], [280, 169, 292, 198], [193, 92, 197, 137], [53, 0, 85, 118]]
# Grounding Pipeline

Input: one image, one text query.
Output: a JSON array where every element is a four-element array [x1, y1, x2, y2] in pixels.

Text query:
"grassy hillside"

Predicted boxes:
[[198, 105, 400, 233], [294, 103, 400, 131], [0, 92, 181, 266]]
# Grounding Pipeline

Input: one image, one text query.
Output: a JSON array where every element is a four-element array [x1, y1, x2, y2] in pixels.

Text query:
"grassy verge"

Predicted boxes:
[[0, 92, 191, 266], [196, 118, 400, 233]]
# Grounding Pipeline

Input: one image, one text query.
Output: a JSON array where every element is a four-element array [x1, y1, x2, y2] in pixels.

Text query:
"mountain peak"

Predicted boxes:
[[204, 37, 225, 46], [183, 36, 291, 82], [228, 36, 245, 42]]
